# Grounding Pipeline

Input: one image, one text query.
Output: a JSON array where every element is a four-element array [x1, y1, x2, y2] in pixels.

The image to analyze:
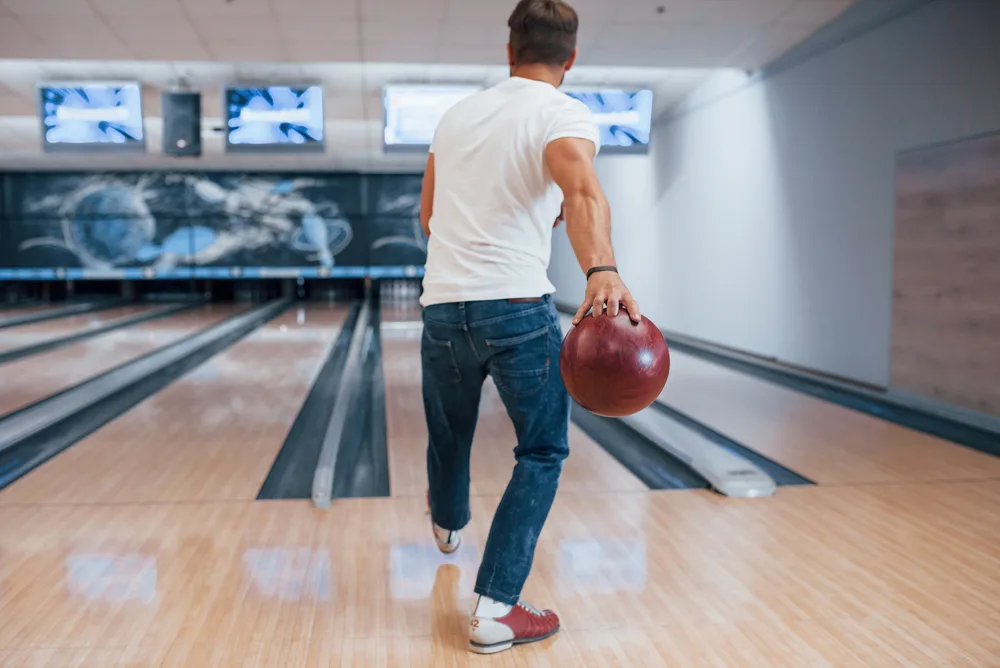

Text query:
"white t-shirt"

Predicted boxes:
[[420, 77, 599, 306]]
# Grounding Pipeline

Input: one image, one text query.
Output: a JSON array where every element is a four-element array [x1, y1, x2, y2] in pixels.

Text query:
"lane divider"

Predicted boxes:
[[312, 299, 373, 509], [257, 302, 362, 501]]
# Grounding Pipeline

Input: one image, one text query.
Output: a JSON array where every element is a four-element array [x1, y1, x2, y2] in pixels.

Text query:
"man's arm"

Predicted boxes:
[[420, 153, 435, 238], [545, 137, 640, 324]]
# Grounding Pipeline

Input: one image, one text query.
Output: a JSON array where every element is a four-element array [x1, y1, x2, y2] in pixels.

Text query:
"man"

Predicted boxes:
[[418, 0, 641, 655]]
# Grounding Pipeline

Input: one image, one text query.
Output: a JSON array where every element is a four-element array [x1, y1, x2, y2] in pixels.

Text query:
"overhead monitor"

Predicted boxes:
[[224, 85, 324, 152], [564, 89, 654, 154], [37, 82, 145, 152], [383, 84, 480, 152]]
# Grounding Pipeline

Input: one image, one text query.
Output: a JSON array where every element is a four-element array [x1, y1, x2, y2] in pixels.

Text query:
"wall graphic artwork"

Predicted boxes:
[[367, 175, 427, 269], [0, 171, 425, 279]]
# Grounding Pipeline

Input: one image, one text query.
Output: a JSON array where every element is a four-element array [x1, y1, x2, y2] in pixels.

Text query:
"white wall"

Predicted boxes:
[[549, 0, 1000, 386]]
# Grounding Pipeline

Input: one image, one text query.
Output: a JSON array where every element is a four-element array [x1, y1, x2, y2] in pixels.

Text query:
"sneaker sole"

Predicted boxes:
[[435, 533, 461, 554], [468, 626, 560, 654], [428, 494, 460, 555]]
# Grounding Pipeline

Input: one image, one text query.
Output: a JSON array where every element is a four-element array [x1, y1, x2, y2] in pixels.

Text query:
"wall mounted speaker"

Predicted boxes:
[[162, 91, 201, 157]]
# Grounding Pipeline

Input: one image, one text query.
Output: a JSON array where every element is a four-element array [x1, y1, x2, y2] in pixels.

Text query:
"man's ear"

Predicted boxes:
[[565, 48, 578, 72]]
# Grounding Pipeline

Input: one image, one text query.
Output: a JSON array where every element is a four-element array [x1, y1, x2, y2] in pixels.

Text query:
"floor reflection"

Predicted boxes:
[[64, 554, 157, 603], [389, 543, 481, 601], [242, 547, 332, 601], [556, 539, 646, 594]]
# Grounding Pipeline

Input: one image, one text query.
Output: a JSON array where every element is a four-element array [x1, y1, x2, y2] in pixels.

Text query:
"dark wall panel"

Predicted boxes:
[[366, 174, 426, 270], [179, 173, 365, 273], [0, 171, 426, 279], [5, 172, 194, 276]]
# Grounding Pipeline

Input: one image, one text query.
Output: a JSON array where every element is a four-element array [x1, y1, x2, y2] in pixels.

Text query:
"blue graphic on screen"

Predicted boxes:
[[39, 83, 144, 147], [226, 86, 324, 147], [565, 90, 653, 152]]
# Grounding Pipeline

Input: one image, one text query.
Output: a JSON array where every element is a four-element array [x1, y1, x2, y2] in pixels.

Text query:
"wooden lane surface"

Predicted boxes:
[[0, 305, 243, 418], [0, 481, 998, 665], [0, 304, 348, 506], [380, 306, 645, 498], [0, 304, 54, 315], [659, 349, 1000, 485], [0, 304, 159, 353]]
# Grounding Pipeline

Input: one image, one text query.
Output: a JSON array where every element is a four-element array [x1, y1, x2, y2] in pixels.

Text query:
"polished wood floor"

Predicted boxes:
[[0, 302, 997, 666], [1, 483, 998, 666], [0, 302, 50, 315], [0, 304, 63, 316]]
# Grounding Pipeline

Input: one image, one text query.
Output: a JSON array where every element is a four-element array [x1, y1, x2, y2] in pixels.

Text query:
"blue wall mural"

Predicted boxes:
[[0, 172, 425, 280]]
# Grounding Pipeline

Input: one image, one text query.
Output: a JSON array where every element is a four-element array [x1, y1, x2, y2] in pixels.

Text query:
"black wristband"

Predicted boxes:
[[586, 265, 618, 280]]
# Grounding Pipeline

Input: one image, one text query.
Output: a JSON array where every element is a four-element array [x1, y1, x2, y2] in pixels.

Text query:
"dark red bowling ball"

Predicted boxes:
[[560, 310, 670, 417]]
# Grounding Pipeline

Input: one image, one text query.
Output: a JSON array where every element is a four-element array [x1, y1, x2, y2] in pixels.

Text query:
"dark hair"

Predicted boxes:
[[507, 0, 579, 66]]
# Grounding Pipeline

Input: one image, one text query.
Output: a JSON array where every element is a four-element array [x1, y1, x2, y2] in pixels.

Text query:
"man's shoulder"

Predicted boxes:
[[436, 87, 492, 130], [556, 92, 594, 116]]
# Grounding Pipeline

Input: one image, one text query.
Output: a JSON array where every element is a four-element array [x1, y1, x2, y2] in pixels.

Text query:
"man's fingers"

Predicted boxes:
[[591, 294, 605, 317], [572, 300, 589, 325], [607, 295, 620, 317], [624, 293, 642, 322]]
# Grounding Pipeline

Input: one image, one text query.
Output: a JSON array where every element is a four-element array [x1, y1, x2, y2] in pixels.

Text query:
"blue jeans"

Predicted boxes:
[[422, 295, 570, 605]]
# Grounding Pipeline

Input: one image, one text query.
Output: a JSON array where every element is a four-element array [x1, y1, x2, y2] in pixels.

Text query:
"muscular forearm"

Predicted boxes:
[[545, 137, 639, 322], [563, 191, 615, 273], [420, 209, 431, 238]]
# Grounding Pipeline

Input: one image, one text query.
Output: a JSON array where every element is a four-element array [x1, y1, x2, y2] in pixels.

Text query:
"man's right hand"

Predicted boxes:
[[572, 271, 641, 324]]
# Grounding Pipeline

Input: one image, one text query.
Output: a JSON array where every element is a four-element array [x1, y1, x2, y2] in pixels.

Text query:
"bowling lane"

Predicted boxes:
[[0, 304, 160, 353], [0, 303, 53, 315], [381, 305, 645, 498], [659, 349, 1000, 485], [0, 304, 348, 505], [0, 304, 242, 418]]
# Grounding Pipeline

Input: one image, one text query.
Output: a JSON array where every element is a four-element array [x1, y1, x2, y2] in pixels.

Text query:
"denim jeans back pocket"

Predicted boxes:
[[422, 330, 461, 385], [485, 326, 551, 398]]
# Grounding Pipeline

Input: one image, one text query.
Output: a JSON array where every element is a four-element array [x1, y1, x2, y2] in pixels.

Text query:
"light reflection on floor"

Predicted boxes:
[[556, 539, 646, 594], [389, 543, 481, 601], [64, 554, 157, 604], [242, 547, 333, 601]]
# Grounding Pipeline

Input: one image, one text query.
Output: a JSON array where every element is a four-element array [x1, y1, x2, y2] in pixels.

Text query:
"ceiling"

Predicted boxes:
[[0, 0, 858, 171]]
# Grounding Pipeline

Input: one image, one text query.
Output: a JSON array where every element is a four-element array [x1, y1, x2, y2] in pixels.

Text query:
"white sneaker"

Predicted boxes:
[[426, 490, 461, 554], [432, 522, 461, 554]]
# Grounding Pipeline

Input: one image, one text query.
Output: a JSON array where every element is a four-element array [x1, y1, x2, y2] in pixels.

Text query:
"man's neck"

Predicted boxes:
[[510, 64, 564, 89]]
